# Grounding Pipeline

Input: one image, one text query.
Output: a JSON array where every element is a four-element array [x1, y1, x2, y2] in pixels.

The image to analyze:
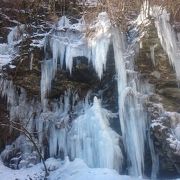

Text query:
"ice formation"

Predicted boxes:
[[0, 76, 123, 171], [0, 25, 24, 68], [41, 12, 111, 99], [112, 28, 150, 176], [153, 7, 180, 80], [67, 97, 123, 171]]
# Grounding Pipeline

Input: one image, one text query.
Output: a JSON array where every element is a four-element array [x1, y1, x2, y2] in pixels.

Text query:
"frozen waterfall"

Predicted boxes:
[[0, 10, 159, 179]]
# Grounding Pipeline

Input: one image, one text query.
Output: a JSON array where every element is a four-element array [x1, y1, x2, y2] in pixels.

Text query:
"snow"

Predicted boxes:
[[0, 160, 45, 180], [49, 158, 140, 180], [0, 158, 143, 180]]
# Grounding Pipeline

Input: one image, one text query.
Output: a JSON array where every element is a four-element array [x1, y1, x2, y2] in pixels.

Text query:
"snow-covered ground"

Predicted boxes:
[[0, 157, 143, 180]]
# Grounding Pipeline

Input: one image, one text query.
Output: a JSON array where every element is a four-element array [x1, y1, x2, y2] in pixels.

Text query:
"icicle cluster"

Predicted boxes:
[[41, 13, 111, 100], [0, 77, 123, 171]]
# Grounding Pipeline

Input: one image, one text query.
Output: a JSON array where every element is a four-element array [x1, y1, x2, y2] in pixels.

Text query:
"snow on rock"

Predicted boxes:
[[0, 160, 45, 180], [150, 104, 180, 157]]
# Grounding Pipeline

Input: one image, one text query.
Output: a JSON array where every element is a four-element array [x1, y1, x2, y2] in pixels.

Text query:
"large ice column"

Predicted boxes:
[[153, 8, 180, 80], [67, 97, 123, 171], [113, 28, 148, 176], [121, 90, 147, 176]]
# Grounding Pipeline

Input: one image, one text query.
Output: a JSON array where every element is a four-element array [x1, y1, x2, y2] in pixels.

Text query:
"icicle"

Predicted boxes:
[[148, 133, 159, 179], [30, 53, 33, 70], [40, 59, 55, 103], [153, 8, 180, 80], [150, 44, 157, 66]]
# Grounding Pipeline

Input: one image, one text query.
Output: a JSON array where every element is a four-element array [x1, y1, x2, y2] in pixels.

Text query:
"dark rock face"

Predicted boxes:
[[158, 88, 180, 103]]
